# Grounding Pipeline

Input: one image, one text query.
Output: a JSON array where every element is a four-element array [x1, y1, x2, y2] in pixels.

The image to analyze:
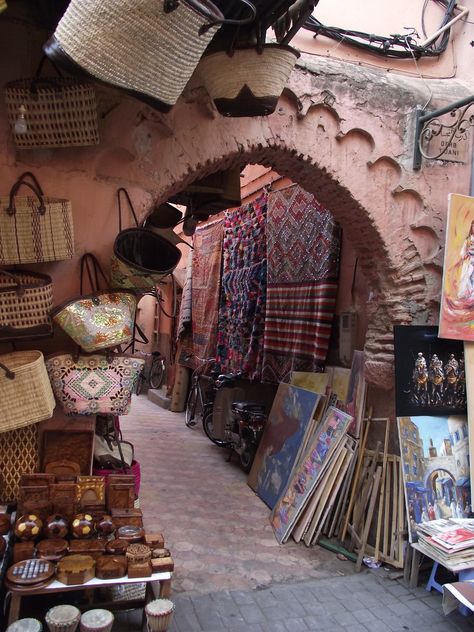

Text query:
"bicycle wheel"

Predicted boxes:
[[134, 368, 145, 395], [185, 385, 199, 428], [203, 407, 231, 447], [149, 358, 165, 390]]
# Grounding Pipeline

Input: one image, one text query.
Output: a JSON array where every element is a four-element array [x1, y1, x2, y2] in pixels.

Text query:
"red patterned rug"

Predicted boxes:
[[262, 185, 341, 383], [191, 220, 224, 362]]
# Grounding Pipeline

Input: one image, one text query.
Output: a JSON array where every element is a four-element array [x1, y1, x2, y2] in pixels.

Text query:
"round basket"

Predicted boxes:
[[145, 599, 175, 632], [197, 44, 300, 117], [0, 350, 55, 433]]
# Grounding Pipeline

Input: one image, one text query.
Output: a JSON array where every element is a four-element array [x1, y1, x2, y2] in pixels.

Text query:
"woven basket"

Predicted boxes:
[[44, 0, 222, 112], [0, 269, 53, 342], [0, 350, 55, 433], [0, 422, 40, 503], [197, 44, 300, 117], [0, 172, 75, 265], [4, 73, 99, 149]]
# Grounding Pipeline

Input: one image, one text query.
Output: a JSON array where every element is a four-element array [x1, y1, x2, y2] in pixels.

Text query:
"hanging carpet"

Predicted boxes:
[[216, 194, 267, 380], [191, 220, 224, 362], [177, 247, 193, 340], [262, 185, 341, 383]]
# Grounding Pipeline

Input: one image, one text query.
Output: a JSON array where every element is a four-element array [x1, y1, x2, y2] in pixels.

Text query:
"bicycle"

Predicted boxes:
[[184, 355, 218, 428], [134, 351, 166, 395]]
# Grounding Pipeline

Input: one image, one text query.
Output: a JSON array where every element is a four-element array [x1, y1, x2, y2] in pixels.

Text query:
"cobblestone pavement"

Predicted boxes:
[[114, 396, 474, 631]]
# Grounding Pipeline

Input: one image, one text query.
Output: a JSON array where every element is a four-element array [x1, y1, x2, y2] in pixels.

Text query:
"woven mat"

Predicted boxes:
[[217, 194, 267, 380], [262, 185, 341, 383], [191, 220, 224, 362]]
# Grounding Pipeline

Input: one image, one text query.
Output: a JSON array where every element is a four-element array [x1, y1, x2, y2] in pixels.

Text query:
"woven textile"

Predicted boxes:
[[262, 185, 341, 383], [177, 248, 193, 340], [192, 220, 224, 362], [217, 194, 267, 380]]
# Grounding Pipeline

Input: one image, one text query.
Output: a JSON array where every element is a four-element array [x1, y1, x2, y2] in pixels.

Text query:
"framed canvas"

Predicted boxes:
[[247, 383, 320, 508], [270, 406, 352, 544], [344, 350, 367, 438], [290, 371, 329, 395], [439, 194, 474, 341], [394, 325, 466, 417], [398, 415, 471, 543]]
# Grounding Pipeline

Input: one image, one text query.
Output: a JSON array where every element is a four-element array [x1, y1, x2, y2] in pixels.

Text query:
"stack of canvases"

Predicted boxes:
[[394, 193, 474, 559], [247, 351, 377, 553], [0, 176, 146, 506]]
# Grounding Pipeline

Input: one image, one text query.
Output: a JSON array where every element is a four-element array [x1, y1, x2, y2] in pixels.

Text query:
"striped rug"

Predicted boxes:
[[262, 185, 341, 383]]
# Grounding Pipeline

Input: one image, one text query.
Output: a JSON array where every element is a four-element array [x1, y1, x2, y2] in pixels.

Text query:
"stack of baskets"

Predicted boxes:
[[0, 350, 55, 502]]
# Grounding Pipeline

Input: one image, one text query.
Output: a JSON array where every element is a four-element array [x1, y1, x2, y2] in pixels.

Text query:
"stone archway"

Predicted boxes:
[[100, 56, 465, 388]]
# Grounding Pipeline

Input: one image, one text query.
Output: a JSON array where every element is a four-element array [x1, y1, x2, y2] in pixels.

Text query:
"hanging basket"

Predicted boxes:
[[197, 44, 300, 117], [43, 0, 225, 112], [4, 57, 99, 149], [0, 269, 53, 342]]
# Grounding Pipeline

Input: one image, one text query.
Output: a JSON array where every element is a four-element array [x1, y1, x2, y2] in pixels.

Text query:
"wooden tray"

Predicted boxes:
[[39, 412, 95, 475], [7, 559, 55, 585]]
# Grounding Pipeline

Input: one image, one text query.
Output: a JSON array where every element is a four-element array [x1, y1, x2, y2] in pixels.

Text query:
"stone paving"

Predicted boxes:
[[113, 397, 474, 630]]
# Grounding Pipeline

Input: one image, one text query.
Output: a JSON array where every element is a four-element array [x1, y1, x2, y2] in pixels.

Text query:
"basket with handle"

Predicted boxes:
[[4, 55, 99, 149], [0, 269, 53, 342], [43, 0, 257, 112], [0, 171, 74, 265], [197, 43, 300, 117], [0, 350, 55, 433]]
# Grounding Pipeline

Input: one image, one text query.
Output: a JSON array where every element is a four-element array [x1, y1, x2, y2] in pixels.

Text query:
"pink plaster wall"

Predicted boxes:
[[1, 2, 473, 409]]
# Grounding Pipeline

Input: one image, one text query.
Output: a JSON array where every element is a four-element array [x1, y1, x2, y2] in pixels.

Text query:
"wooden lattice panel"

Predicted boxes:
[[0, 423, 39, 503]]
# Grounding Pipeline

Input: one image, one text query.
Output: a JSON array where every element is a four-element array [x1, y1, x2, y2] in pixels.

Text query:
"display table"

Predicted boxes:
[[409, 542, 474, 593], [5, 570, 172, 626]]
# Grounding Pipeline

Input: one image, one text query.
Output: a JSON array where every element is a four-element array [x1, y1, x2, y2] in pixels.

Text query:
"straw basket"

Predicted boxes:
[[0, 423, 40, 503], [4, 76, 99, 149], [0, 172, 74, 265], [43, 0, 222, 112], [0, 269, 53, 342], [197, 44, 300, 117], [0, 350, 55, 433]]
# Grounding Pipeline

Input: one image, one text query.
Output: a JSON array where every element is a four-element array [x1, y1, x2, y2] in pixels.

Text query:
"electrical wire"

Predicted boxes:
[[304, 0, 460, 59]]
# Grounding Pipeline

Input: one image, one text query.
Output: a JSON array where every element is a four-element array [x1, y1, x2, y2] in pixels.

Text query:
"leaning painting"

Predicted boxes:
[[247, 383, 320, 508], [439, 193, 474, 341], [394, 325, 466, 417], [270, 406, 352, 543], [398, 415, 471, 543]]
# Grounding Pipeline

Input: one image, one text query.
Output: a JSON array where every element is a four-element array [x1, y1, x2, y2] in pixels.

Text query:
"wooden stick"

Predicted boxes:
[[351, 441, 381, 548], [389, 458, 397, 561], [398, 456, 406, 564], [340, 408, 372, 541], [375, 418, 390, 561], [327, 437, 358, 538], [355, 465, 382, 572]]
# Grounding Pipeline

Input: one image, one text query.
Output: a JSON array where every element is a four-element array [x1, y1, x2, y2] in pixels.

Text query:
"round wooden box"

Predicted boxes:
[[44, 514, 69, 539], [95, 555, 127, 580], [14, 515, 43, 541], [36, 538, 68, 562], [116, 525, 144, 543], [105, 538, 129, 555]]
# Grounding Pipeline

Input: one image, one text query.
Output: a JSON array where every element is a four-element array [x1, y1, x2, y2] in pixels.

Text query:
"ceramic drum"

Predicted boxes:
[[145, 599, 175, 631], [45, 605, 81, 632], [79, 609, 114, 632], [6, 619, 43, 632]]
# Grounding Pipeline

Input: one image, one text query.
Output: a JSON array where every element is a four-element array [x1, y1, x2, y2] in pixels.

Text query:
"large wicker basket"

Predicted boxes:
[[197, 44, 300, 117], [4, 75, 99, 149], [0, 350, 55, 433], [0, 269, 53, 342]]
